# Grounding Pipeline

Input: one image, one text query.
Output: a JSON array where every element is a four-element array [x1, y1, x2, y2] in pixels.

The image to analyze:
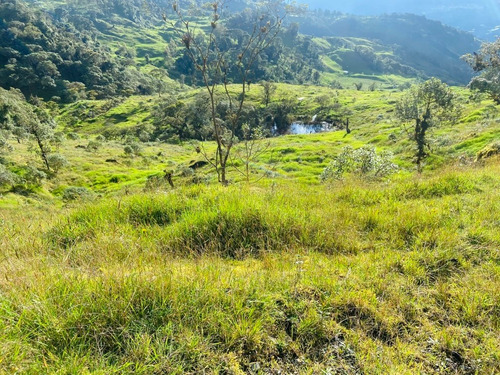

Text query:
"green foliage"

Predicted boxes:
[[124, 142, 142, 156], [320, 146, 398, 181], [0, 88, 64, 171], [0, 87, 35, 142], [86, 140, 102, 152], [62, 186, 93, 201], [0, 163, 17, 188], [0, 0, 160, 101], [463, 38, 500, 104], [46, 153, 69, 172], [123, 144, 134, 156], [260, 81, 277, 106], [396, 78, 458, 170], [24, 164, 47, 185]]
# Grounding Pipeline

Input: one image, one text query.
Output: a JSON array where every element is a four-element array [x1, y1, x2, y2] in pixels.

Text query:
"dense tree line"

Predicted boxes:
[[151, 92, 295, 143], [1, 0, 482, 98], [0, 0, 160, 101]]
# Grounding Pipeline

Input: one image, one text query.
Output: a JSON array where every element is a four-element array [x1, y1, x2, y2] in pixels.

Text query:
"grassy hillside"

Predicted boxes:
[[1, 162, 499, 373], [5, 0, 479, 93], [1, 84, 499, 199], [1, 83, 500, 373], [0, 2, 499, 373]]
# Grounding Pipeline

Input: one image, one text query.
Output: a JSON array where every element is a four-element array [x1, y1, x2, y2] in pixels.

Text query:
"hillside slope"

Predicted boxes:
[[0, 0, 481, 96], [307, 0, 500, 41]]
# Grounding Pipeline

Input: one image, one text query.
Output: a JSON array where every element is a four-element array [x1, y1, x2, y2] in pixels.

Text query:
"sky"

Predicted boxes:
[[304, 0, 500, 40]]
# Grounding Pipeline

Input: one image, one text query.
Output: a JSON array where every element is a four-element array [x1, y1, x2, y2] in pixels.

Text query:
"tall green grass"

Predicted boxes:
[[1, 165, 499, 373]]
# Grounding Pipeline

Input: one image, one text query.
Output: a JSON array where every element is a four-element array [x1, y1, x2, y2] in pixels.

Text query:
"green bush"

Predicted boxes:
[[62, 186, 93, 201], [0, 164, 17, 188], [47, 154, 69, 172], [320, 146, 399, 182]]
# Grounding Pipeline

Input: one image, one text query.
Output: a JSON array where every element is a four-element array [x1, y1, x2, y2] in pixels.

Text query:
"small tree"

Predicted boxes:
[[0, 89, 58, 171], [396, 78, 457, 172], [47, 153, 69, 172], [27, 97, 56, 171], [171, 0, 291, 184], [150, 68, 170, 97], [230, 123, 270, 183], [260, 81, 277, 107], [463, 38, 500, 104]]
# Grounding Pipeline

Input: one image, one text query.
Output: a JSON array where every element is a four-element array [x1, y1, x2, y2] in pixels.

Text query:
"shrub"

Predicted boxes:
[[25, 165, 47, 185], [0, 164, 17, 188], [320, 146, 399, 182], [87, 140, 102, 152], [67, 132, 80, 140], [62, 186, 93, 201], [123, 145, 134, 156], [47, 154, 69, 172], [124, 142, 142, 156]]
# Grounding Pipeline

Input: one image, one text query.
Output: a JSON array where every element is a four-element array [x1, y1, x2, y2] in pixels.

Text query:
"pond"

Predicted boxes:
[[288, 122, 337, 135]]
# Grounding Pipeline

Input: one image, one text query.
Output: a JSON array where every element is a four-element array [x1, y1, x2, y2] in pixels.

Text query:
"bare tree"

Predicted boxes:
[[231, 124, 270, 183], [171, 0, 291, 184]]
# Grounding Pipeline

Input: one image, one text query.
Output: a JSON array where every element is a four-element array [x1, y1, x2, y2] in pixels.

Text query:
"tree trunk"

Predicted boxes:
[[415, 115, 430, 173], [36, 136, 50, 171]]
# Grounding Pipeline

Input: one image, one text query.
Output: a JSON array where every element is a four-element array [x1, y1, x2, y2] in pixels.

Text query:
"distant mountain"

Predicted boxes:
[[0, 0, 483, 100], [305, 0, 500, 41], [295, 12, 480, 85]]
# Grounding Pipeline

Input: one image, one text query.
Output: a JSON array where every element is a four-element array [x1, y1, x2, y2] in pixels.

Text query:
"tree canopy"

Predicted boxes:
[[463, 38, 500, 105], [396, 78, 457, 171]]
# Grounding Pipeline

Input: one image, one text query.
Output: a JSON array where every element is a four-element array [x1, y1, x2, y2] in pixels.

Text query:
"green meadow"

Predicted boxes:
[[1, 84, 499, 374]]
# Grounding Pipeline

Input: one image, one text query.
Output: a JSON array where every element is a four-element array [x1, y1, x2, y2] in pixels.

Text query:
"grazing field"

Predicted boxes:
[[1, 162, 499, 373], [1, 0, 499, 372], [1, 84, 499, 373]]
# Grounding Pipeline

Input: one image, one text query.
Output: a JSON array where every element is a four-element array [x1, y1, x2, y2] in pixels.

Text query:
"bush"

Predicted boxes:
[[47, 154, 69, 172], [67, 132, 80, 140], [62, 186, 93, 201], [124, 142, 142, 156], [0, 165, 17, 188], [123, 145, 134, 156], [320, 146, 399, 182], [25, 165, 47, 185], [87, 140, 102, 152]]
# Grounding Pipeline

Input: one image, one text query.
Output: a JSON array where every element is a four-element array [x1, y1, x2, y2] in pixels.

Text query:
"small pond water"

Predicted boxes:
[[288, 122, 337, 135]]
